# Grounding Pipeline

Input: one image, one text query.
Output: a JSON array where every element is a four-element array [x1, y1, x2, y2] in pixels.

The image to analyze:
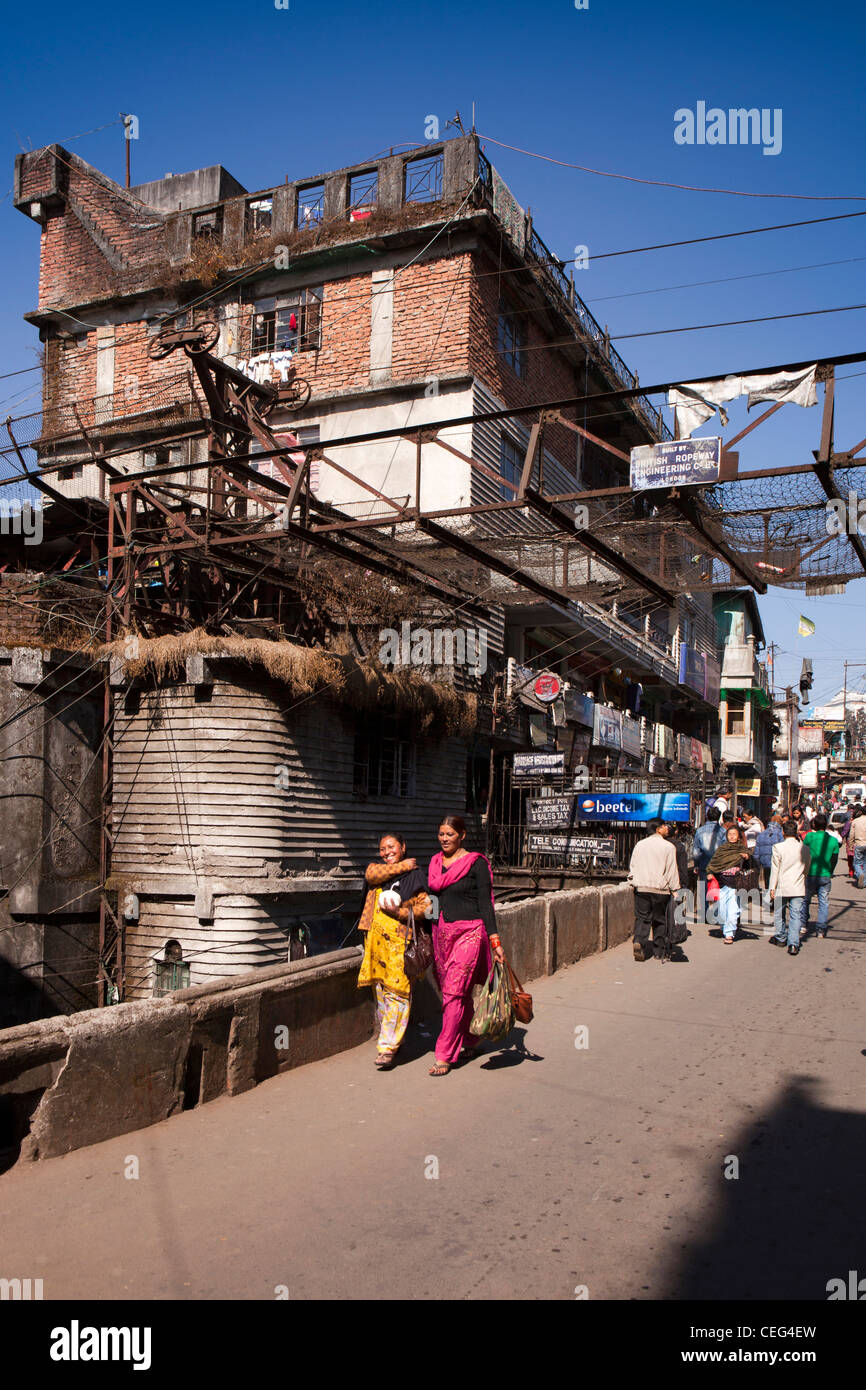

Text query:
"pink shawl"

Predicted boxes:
[[428, 850, 495, 903]]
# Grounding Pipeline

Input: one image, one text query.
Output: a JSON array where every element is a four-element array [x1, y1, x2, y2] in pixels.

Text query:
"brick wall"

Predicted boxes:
[[22, 148, 168, 310], [0, 574, 104, 647]]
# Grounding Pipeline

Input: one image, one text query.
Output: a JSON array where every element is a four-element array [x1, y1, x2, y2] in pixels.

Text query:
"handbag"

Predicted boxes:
[[705, 874, 720, 903], [470, 962, 514, 1042], [504, 957, 533, 1024], [402, 907, 434, 981]]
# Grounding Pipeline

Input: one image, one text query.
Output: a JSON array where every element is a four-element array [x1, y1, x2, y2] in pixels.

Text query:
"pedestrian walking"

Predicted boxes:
[[357, 832, 431, 1070], [768, 818, 812, 955], [846, 805, 866, 888], [803, 813, 840, 938], [743, 811, 765, 853], [790, 805, 808, 840], [754, 815, 784, 891], [627, 818, 680, 962], [707, 827, 755, 945], [426, 815, 503, 1077], [692, 807, 726, 924]]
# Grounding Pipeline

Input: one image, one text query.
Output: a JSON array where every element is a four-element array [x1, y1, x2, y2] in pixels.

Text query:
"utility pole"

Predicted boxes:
[[785, 684, 799, 811], [767, 642, 778, 699], [843, 659, 848, 760]]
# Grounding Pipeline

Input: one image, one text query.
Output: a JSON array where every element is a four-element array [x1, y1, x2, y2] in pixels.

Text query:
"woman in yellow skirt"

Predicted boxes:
[[357, 832, 430, 1070]]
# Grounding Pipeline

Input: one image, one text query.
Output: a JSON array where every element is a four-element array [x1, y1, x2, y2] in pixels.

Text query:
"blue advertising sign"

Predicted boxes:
[[630, 437, 721, 492], [575, 792, 691, 823]]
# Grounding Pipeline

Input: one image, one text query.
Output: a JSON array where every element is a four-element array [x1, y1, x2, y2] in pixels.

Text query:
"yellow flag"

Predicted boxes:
[[798, 615, 815, 636]]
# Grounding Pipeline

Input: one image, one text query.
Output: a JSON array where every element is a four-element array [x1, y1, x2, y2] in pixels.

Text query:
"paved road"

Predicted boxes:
[[1, 870, 864, 1301]]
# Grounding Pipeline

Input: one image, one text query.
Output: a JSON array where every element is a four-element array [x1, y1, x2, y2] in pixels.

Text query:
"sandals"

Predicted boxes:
[[429, 1061, 450, 1076], [375, 1053, 396, 1070]]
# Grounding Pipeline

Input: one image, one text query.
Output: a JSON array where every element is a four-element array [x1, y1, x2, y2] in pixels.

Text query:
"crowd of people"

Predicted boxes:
[[627, 786, 864, 962], [354, 789, 862, 1074]]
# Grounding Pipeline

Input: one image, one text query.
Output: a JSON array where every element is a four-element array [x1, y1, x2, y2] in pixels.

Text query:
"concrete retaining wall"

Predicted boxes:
[[0, 884, 637, 1163]]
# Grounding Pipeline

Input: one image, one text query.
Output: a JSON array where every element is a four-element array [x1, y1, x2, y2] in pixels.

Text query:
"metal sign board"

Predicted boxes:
[[574, 792, 691, 823], [527, 795, 578, 828], [527, 833, 617, 859], [630, 437, 722, 492], [532, 671, 563, 704], [512, 751, 565, 781]]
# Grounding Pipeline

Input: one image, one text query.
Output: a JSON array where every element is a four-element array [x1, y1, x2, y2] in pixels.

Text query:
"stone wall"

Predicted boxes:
[[0, 884, 635, 1164]]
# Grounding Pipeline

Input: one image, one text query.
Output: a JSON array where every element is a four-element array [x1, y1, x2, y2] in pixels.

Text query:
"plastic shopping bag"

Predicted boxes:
[[470, 962, 514, 1043]]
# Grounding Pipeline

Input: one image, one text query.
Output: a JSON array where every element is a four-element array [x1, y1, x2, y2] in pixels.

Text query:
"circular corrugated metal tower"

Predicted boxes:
[[112, 663, 362, 1000]]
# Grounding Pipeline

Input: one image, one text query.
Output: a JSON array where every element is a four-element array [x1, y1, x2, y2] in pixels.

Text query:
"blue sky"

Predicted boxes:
[[0, 0, 863, 701]]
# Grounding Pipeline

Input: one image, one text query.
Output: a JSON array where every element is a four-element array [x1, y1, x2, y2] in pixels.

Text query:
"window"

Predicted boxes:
[[251, 287, 323, 355], [246, 197, 273, 235], [726, 695, 746, 737], [57, 462, 83, 480], [354, 718, 417, 798], [250, 424, 320, 491], [499, 433, 523, 501], [497, 298, 526, 378], [348, 169, 378, 220], [192, 208, 223, 240], [297, 183, 325, 228], [143, 444, 185, 471], [404, 153, 443, 204]]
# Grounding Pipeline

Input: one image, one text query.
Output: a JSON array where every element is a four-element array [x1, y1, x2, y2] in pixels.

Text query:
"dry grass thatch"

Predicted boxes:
[[100, 628, 478, 737], [100, 629, 345, 693]]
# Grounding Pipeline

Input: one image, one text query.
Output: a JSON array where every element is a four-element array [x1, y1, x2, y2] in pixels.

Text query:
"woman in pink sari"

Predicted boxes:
[[427, 815, 505, 1076]]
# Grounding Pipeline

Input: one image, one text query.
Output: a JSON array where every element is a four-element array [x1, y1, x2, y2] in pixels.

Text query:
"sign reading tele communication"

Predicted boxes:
[[575, 792, 691, 823]]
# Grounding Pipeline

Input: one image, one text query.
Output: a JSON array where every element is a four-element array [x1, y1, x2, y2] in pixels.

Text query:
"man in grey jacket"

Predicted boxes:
[[768, 818, 811, 955], [628, 819, 681, 962]]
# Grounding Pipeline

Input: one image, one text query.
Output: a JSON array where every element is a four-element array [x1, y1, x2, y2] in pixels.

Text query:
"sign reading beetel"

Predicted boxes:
[[576, 793, 691, 823], [630, 438, 721, 492]]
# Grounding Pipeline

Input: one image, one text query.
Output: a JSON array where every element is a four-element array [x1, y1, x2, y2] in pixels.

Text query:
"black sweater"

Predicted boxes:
[[434, 857, 497, 934]]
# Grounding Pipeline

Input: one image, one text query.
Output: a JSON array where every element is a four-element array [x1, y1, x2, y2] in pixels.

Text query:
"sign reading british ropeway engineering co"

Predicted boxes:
[[575, 792, 691, 822], [630, 437, 722, 492]]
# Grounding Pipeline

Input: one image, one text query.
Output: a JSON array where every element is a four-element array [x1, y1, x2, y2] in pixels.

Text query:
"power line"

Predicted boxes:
[[614, 301, 866, 342], [3, 346, 865, 494], [2, 202, 864, 388], [478, 133, 866, 202], [587, 255, 866, 305]]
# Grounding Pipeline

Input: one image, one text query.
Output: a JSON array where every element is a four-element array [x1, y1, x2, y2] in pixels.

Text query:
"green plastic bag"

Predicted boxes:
[[470, 961, 514, 1043]]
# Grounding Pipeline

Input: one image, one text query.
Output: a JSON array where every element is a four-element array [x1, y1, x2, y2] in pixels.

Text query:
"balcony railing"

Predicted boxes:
[[524, 225, 671, 442]]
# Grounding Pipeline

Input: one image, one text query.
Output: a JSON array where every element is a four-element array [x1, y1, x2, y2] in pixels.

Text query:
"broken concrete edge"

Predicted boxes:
[[0, 885, 635, 1163]]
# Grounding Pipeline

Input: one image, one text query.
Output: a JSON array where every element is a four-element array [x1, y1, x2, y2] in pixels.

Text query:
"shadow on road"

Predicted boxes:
[[661, 1074, 866, 1299], [481, 1028, 544, 1068]]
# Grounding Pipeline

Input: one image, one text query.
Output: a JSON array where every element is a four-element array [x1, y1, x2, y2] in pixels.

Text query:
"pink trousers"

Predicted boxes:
[[432, 916, 492, 1065]]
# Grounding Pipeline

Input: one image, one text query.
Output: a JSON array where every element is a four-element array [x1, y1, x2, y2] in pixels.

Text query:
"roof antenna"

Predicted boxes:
[[444, 111, 466, 136]]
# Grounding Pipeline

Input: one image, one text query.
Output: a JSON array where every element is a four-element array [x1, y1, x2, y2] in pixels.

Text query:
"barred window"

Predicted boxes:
[[499, 433, 523, 501], [252, 287, 323, 354], [354, 718, 417, 799], [497, 298, 526, 378], [297, 183, 325, 228], [404, 153, 443, 204]]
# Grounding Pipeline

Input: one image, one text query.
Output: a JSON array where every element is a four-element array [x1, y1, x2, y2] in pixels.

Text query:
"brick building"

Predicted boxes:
[[5, 134, 727, 1005]]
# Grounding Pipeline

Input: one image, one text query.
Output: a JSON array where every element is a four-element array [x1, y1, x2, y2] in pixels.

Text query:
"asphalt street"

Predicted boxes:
[[1, 867, 864, 1300]]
